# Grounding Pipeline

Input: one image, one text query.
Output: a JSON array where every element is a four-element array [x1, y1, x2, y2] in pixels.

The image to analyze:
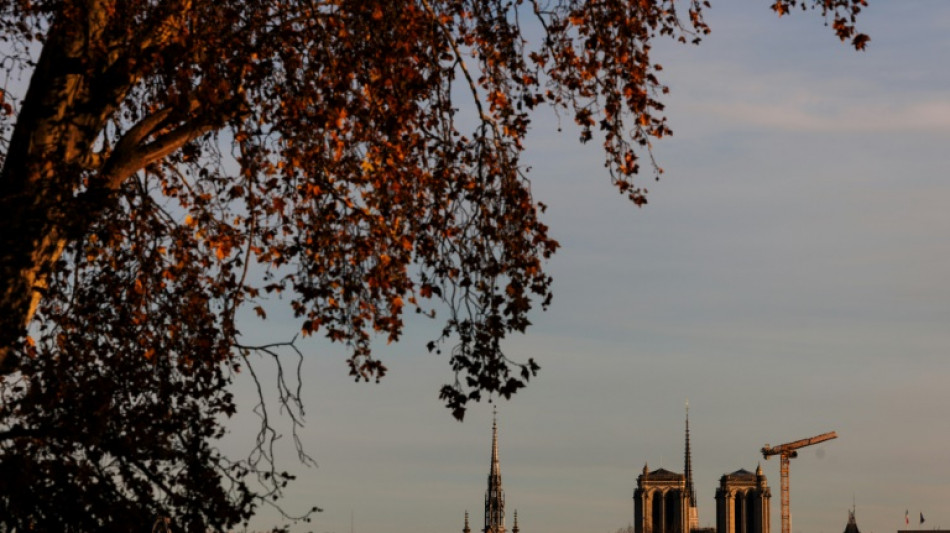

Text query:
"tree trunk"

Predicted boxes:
[[0, 5, 127, 371], [0, 1, 225, 371]]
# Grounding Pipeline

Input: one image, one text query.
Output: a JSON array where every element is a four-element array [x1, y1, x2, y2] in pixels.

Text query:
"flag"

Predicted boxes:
[[921, 513, 925, 525], [906, 510, 909, 525]]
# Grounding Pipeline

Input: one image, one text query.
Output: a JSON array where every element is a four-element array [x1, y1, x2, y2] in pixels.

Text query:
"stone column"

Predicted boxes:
[[737, 492, 747, 533], [679, 490, 689, 533], [635, 489, 653, 533], [715, 488, 732, 533], [653, 492, 669, 533], [725, 490, 735, 533]]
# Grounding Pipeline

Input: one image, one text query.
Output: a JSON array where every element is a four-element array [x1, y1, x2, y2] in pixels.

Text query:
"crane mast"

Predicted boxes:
[[762, 431, 837, 533]]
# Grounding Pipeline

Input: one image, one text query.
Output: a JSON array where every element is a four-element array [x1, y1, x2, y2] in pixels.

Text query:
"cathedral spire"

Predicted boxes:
[[464, 511, 471, 533], [484, 407, 505, 533], [491, 408, 500, 480], [685, 400, 698, 531], [684, 400, 696, 505]]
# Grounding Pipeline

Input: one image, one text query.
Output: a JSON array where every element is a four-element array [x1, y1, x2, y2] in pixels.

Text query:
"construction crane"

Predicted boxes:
[[762, 431, 837, 533]]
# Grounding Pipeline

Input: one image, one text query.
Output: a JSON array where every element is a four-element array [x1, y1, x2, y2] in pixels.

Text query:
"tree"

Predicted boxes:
[[0, 0, 866, 529]]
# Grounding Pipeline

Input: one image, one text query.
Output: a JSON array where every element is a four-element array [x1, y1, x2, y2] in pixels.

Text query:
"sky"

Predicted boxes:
[[231, 2, 950, 532]]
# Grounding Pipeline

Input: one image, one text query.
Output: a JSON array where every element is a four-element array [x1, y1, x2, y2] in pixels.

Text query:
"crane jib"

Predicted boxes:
[[761, 431, 837, 457]]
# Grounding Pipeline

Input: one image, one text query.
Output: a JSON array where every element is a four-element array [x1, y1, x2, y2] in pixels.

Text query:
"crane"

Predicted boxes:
[[762, 431, 837, 533]]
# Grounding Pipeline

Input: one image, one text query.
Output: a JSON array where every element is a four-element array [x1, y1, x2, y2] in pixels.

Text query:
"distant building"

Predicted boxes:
[[633, 404, 699, 533], [463, 411, 520, 533], [714, 466, 770, 533], [633, 405, 770, 533], [896, 507, 948, 533], [634, 464, 691, 533]]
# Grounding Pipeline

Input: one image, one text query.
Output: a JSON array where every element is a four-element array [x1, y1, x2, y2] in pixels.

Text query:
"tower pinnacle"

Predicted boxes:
[[685, 400, 696, 504], [685, 400, 698, 530], [484, 408, 505, 533], [491, 407, 500, 480]]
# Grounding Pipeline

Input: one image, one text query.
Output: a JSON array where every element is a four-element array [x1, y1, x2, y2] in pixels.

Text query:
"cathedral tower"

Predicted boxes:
[[634, 404, 700, 533], [634, 463, 690, 533], [715, 464, 770, 533]]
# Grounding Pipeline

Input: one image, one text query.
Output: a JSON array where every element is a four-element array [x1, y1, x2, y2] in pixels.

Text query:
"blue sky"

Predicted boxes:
[[235, 2, 950, 532]]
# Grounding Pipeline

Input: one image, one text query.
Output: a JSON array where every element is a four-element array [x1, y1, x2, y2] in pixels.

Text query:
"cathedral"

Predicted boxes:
[[464, 411, 520, 533], [634, 405, 771, 533]]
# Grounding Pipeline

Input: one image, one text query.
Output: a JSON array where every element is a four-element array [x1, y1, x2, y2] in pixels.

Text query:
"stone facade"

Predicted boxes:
[[714, 466, 771, 533], [633, 408, 770, 533], [634, 465, 691, 533]]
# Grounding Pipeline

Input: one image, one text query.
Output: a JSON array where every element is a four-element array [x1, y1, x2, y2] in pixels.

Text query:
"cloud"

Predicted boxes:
[[655, 24, 950, 135], [689, 97, 950, 133]]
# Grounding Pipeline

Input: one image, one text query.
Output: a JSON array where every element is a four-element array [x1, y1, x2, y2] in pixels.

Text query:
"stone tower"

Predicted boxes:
[[715, 465, 771, 533], [633, 404, 699, 533], [634, 463, 690, 533], [484, 411, 505, 533]]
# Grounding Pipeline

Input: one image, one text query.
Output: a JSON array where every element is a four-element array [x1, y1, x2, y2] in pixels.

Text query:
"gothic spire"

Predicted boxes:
[[484, 407, 506, 533], [684, 400, 696, 505], [464, 511, 471, 533], [491, 408, 500, 479]]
